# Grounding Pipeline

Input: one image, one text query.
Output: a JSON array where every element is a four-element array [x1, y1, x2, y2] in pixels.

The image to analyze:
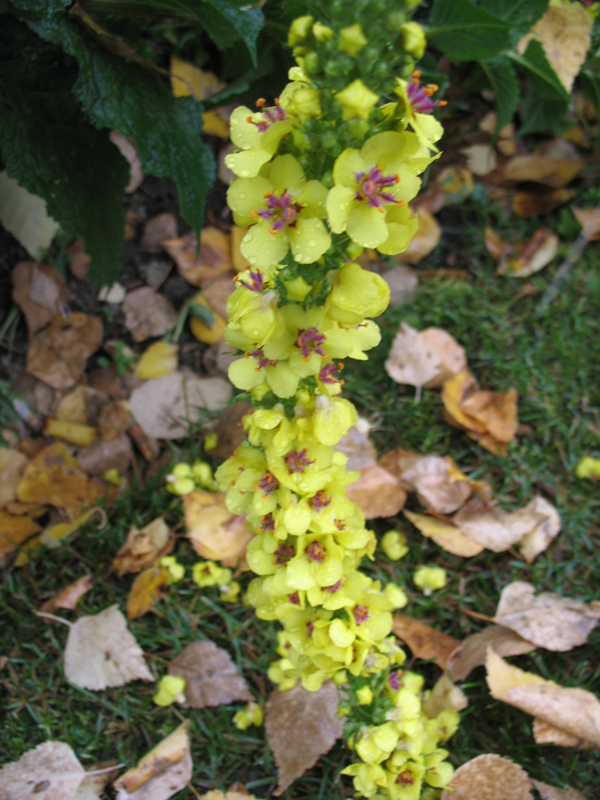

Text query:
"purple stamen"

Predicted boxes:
[[354, 605, 369, 625], [254, 105, 288, 133], [354, 166, 400, 209], [258, 190, 302, 231], [274, 543, 295, 565], [285, 449, 313, 474], [307, 542, 326, 563], [257, 472, 278, 495], [295, 327, 327, 360], [319, 363, 338, 384], [406, 74, 444, 114], [241, 270, 265, 292], [311, 491, 331, 510], [250, 347, 277, 370]]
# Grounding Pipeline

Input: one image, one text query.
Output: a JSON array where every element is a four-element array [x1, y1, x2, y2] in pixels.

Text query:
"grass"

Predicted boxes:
[[1, 202, 600, 798]]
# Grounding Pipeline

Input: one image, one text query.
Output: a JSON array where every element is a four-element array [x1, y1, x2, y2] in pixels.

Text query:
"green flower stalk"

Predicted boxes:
[[182, 2, 456, 796]]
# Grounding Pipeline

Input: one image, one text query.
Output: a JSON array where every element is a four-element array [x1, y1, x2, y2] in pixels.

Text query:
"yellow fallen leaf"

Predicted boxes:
[[189, 293, 227, 344], [171, 57, 229, 138], [404, 510, 484, 557], [0, 447, 28, 507], [183, 490, 252, 566], [126, 565, 169, 619], [42, 418, 98, 447], [0, 509, 41, 566], [162, 227, 232, 287], [134, 341, 178, 380]]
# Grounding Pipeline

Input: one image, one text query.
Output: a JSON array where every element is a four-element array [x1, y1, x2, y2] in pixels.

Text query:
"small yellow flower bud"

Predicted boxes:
[[192, 560, 232, 588], [335, 79, 379, 121], [312, 21, 333, 42], [575, 456, 600, 479], [338, 703, 352, 719], [332, 669, 348, 686], [220, 581, 241, 603], [414, 565, 447, 595], [339, 24, 368, 56], [153, 675, 186, 706], [285, 276, 312, 302], [401, 21, 426, 59], [166, 463, 195, 495], [286, 87, 322, 121], [160, 556, 185, 584], [192, 460, 213, 489], [346, 242, 363, 260], [204, 432, 217, 452], [234, 701, 263, 730], [381, 530, 409, 561], [383, 583, 408, 609], [102, 468, 121, 485], [356, 685, 373, 705], [288, 15, 313, 46]]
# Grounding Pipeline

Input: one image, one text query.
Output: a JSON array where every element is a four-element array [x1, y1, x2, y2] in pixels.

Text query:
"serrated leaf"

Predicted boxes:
[[9, 0, 71, 17], [480, 56, 519, 135], [0, 17, 129, 284], [518, 91, 568, 136], [481, 0, 549, 33], [510, 38, 569, 101], [427, 0, 512, 62]]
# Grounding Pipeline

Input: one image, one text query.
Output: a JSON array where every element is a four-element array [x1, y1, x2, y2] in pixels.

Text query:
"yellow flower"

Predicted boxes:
[[153, 675, 186, 706], [225, 104, 292, 178], [341, 762, 387, 797], [339, 24, 368, 56], [394, 74, 445, 153], [233, 701, 263, 730], [335, 79, 379, 121], [166, 463, 195, 495], [192, 560, 232, 587], [312, 395, 358, 446], [288, 15, 313, 46], [326, 262, 390, 326], [220, 581, 241, 603], [160, 556, 185, 584], [413, 566, 447, 595], [204, 432, 217, 452], [357, 685, 374, 705], [575, 456, 600, 479], [381, 530, 409, 561], [192, 461, 213, 489]]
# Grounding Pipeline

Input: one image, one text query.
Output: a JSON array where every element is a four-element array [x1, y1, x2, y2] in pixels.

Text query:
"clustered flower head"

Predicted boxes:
[[176, 5, 457, 797]]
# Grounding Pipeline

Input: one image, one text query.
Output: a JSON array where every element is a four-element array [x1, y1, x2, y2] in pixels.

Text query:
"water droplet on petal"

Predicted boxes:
[[296, 253, 304, 260], [239, 193, 246, 199], [245, 234, 253, 242], [249, 256, 257, 264], [308, 239, 317, 248], [240, 170, 249, 177]]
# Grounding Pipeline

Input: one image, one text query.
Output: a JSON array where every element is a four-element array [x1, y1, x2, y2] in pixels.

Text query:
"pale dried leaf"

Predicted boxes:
[[140, 213, 178, 253], [168, 640, 252, 708], [114, 722, 192, 800], [113, 517, 171, 575], [74, 762, 121, 800], [0, 448, 28, 508], [56, 386, 108, 426], [64, 604, 153, 690], [421, 328, 468, 388], [392, 614, 460, 669], [26, 314, 103, 390], [519, 496, 561, 562], [0, 173, 59, 260], [531, 780, 587, 800], [400, 455, 472, 514], [498, 230, 559, 278], [129, 373, 232, 439], [12, 261, 69, 336], [462, 144, 497, 176], [440, 753, 532, 800], [452, 497, 543, 553], [494, 581, 600, 651], [98, 401, 131, 442], [183, 491, 252, 566], [41, 574, 93, 613], [334, 419, 377, 472], [572, 206, 600, 241], [398, 208, 441, 263], [422, 673, 468, 718], [265, 681, 343, 795], [109, 131, 144, 193], [381, 265, 418, 307], [385, 322, 443, 388], [533, 719, 582, 748], [404, 510, 485, 558], [122, 288, 177, 343], [77, 436, 133, 477], [447, 625, 536, 682], [0, 741, 84, 800], [345, 464, 406, 520], [201, 792, 260, 800], [502, 149, 582, 188]]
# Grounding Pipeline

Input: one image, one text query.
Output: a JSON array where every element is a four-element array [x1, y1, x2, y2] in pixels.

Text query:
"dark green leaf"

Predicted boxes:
[[479, 55, 519, 134], [509, 38, 569, 101], [190, 302, 215, 326], [8, 0, 71, 17], [481, 0, 549, 32], [33, 17, 215, 241], [427, 0, 513, 62], [518, 89, 568, 136], [0, 16, 129, 284]]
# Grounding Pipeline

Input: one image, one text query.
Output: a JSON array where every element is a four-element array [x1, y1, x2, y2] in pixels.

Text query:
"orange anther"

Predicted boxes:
[[274, 97, 280, 106], [438, 100, 448, 107], [268, 228, 278, 234], [396, 200, 405, 207], [338, 362, 344, 370], [424, 87, 434, 96], [412, 70, 421, 79], [264, 191, 273, 198], [377, 206, 385, 213], [246, 116, 253, 123], [340, 379, 345, 385], [250, 209, 260, 218], [394, 174, 400, 183], [430, 83, 439, 92], [256, 98, 266, 108]]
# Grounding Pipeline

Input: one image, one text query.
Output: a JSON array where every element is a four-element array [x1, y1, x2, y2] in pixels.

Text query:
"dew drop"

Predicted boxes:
[[240, 170, 249, 178], [249, 256, 257, 264], [308, 239, 317, 248], [245, 233, 253, 242], [296, 253, 305, 261], [239, 192, 246, 199]]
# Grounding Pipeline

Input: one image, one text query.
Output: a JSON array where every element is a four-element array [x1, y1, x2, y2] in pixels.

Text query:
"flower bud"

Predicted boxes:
[[288, 15, 313, 46], [575, 456, 600, 479], [338, 24, 368, 56], [312, 21, 333, 42], [381, 530, 408, 561], [413, 565, 447, 595], [332, 669, 348, 686], [285, 276, 312, 302], [335, 79, 379, 121], [356, 685, 373, 705], [401, 21, 426, 59], [153, 675, 186, 706]]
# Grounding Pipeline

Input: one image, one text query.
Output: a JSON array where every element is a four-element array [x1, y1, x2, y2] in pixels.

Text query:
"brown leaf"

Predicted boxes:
[[502, 142, 582, 188], [127, 565, 169, 619], [56, 386, 109, 426], [421, 673, 468, 718], [162, 227, 231, 287], [381, 265, 418, 307], [446, 624, 536, 682], [113, 722, 192, 800], [0, 447, 28, 508], [168, 640, 252, 708], [345, 464, 406, 520], [183, 491, 252, 566], [397, 208, 441, 263], [531, 780, 587, 800], [98, 401, 131, 441], [140, 213, 178, 253], [452, 496, 543, 553], [391, 614, 460, 669], [404, 510, 484, 557], [129, 373, 232, 440], [114, 517, 171, 575], [440, 753, 533, 800], [461, 144, 497, 177], [77, 435, 133, 477], [518, 496, 561, 562], [265, 681, 344, 795], [334, 419, 377, 471], [67, 238, 90, 280], [26, 313, 103, 390], [74, 761, 121, 800], [386, 323, 467, 389], [121, 287, 177, 343], [0, 509, 41, 566], [12, 261, 69, 336], [486, 649, 600, 749], [109, 130, 144, 193], [212, 400, 253, 459], [0, 741, 85, 800], [498, 229, 559, 277], [41, 574, 93, 614], [400, 454, 472, 514], [512, 188, 576, 218], [201, 792, 260, 800], [202, 273, 236, 319], [572, 205, 600, 240], [64, 604, 153, 690], [494, 581, 600, 651]]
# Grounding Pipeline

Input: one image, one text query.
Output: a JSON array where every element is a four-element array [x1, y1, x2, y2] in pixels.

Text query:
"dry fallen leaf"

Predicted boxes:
[[518, 5, 592, 93], [73, 761, 122, 800], [392, 614, 460, 669], [422, 673, 468, 718], [67, 239, 90, 280], [572, 205, 600, 241], [345, 464, 407, 520], [162, 227, 232, 287], [122, 288, 177, 343], [98, 400, 131, 442], [134, 342, 179, 381], [494, 581, 600, 652], [381, 264, 418, 307], [168, 640, 252, 708], [0, 741, 84, 800], [109, 130, 144, 193], [41, 575, 94, 614], [211, 400, 254, 459], [201, 791, 260, 800], [400, 454, 472, 514], [486, 648, 600, 748], [462, 144, 497, 177], [42, 419, 98, 447], [63, 604, 153, 690], [404, 510, 485, 557], [436, 165, 475, 204], [202, 273, 235, 319], [531, 781, 587, 800], [56, 386, 109, 426], [114, 517, 171, 575], [127, 565, 169, 620], [183, 491, 252, 566], [334, 419, 377, 471], [140, 213, 178, 253], [265, 681, 344, 795], [385, 323, 467, 389], [0, 447, 28, 508], [27, 313, 103, 390], [77, 436, 133, 477], [0, 172, 59, 261], [129, 373, 232, 439], [440, 753, 533, 800], [512, 187, 576, 218], [452, 496, 544, 553], [497, 229, 559, 278], [12, 261, 69, 336], [502, 140, 582, 188], [447, 624, 536, 682], [171, 56, 230, 138], [397, 207, 441, 263], [518, 496, 561, 562], [0, 509, 41, 566], [114, 722, 192, 800]]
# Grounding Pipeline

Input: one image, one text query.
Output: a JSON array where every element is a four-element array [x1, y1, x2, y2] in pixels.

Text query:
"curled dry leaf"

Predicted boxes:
[[462, 144, 497, 177], [519, 496, 561, 563], [77, 435, 133, 477], [452, 496, 548, 554], [531, 780, 587, 800], [98, 401, 131, 442], [572, 205, 600, 241], [0, 741, 84, 800], [56, 386, 109, 426], [400, 454, 472, 514], [447, 624, 536, 682], [183, 491, 252, 566], [168, 640, 252, 708], [162, 227, 231, 287], [497, 229, 559, 278], [486, 648, 600, 749], [134, 342, 179, 381], [404, 511, 484, 558], [385, 323, 467, 389], [129, 373, 232, 440], [12, 261, 69, 336], [127, 565, 169, 620], [0, 509, 41, 566], [0, 447, 28, 507], [41, 574, 93, 614], [122, 287, 177, 343], [17, 442, 107, 517], [114, 722, 192, 800], [422, 673, 468, 718], [391, 614, 460, 669], [440, 753, 533, 800], [113, 517, 171, 575], [74, 761, 122, 800], [512, 188, 576, 219], [502, 140, 582, 188], [265, 681, 344, 795], [109, 130, 144, 193], [494, 581, 600, 652], [346, 464, 406, 520], [63, 604, 153, 690], [27, 313, 103, 390], [398, 207, 441, 263]]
